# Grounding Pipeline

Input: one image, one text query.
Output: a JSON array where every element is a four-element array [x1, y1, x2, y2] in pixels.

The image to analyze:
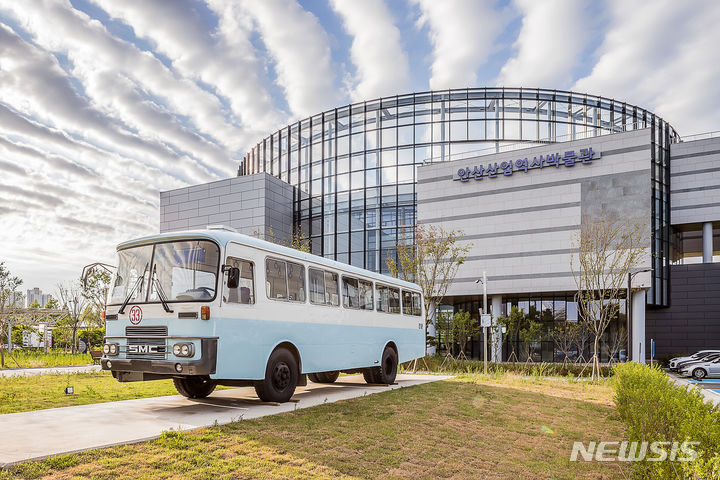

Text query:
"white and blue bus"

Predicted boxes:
[[102, 227, 425, 402]]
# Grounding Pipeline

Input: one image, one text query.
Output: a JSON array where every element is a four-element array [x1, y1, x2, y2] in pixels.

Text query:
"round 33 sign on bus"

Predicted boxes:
[[128, 305, 143, 325]]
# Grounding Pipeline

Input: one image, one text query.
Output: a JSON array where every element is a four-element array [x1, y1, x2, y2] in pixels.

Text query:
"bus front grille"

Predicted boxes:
[[125, 326, 168, 360], [125, 326, 168, 337]]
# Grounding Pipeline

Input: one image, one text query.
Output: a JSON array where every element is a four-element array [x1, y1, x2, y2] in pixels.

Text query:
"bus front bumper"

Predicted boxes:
[[101, 338, 217, 380]]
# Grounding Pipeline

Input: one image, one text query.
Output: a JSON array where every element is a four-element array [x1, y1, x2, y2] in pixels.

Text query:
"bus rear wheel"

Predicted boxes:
[[308, 371, 339, 383], [363, 346, 398, 385], [255, 347, 298, 403], [173, 376, 216, 399]]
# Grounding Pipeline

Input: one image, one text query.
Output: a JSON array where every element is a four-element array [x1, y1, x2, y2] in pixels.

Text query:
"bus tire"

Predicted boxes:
[[309, 371, 339, 383], [255, 347, 298, 403], [173, 376, 216, 399], [362, 368, 378, 384], [363, 346, 398, 385]]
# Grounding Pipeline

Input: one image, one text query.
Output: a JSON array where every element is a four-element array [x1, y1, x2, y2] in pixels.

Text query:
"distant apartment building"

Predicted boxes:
[[26, 288, 52, 307]]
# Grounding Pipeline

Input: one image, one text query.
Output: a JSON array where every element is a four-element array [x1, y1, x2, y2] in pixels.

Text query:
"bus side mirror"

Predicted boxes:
[[227, 267, 240, 289]]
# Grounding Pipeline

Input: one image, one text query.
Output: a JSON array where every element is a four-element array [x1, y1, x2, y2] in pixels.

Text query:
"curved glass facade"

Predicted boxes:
[[239, 88, 679, 306]]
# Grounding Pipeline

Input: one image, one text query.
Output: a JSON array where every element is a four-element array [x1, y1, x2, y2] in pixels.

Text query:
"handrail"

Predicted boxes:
[[679, 131, 720, 142]]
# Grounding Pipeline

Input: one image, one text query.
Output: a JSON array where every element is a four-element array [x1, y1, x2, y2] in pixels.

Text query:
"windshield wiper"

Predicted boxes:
[[151, 264, 174, 313], [118, 263, 148, 314]]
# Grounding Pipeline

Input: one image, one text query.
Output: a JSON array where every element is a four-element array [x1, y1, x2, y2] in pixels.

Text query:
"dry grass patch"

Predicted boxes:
[[3, 374, 628, 480]]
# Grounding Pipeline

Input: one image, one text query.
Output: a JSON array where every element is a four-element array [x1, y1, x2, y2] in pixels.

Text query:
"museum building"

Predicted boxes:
[[160, 88, 720, 363]]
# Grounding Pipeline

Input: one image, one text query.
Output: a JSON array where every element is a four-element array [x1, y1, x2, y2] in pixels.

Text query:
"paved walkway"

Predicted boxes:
[[0, 365, 100, 378], [669, 373, 720, 407], [0, 373, 450, 466]]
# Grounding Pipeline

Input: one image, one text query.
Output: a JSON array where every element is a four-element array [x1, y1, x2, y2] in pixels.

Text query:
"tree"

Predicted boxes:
[[57, 281, 89, 354], [434, 309, 454, 354], [551, 321, 580, 367], [82, 268, 112, 320], [28, 300, 41, 309], [498, 306, 525, 362], [254, 226, 310, 253], [44, 297, 59, 309], [571, 214, 647, 380], [0, 262, 23, 367], [386, 225, 471, 352], [607, 325, 628, 364], [451, 310, 479, 360], [519, 317, 543, 363]]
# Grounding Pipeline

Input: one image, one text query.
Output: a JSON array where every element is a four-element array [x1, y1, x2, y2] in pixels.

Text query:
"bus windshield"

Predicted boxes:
[[109, 240, 220, 305]]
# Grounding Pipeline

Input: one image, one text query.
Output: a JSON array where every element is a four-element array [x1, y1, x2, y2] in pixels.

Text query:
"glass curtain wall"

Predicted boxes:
[[238, 88, 679, 288]]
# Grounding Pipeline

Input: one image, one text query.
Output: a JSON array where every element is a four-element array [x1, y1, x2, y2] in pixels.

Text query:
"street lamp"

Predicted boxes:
[[475, 272, 489, 374], [627, 268, 651, 362]]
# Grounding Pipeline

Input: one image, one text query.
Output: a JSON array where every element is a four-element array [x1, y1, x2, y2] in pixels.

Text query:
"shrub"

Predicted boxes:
[[402, 355, 612, 377], [612, 362, 720, 478]]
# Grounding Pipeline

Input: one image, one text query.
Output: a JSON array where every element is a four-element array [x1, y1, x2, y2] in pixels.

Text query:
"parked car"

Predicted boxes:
[[669, 350, 720, 371], [679, 356, 720, 380], [675, 353, 720, 375]]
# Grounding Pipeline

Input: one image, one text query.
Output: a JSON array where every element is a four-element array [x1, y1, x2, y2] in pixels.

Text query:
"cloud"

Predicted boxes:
[[330, 0, 410, 102], [240, 0, 342, 117], [573, 0, 720, 135], [0, 157, 26, 176], [0, 183, 64, 208], [496, 0, 592, 89], [56, 216, 115, 233], [95, 0, 285, 135], [411, 0, 510, 90]]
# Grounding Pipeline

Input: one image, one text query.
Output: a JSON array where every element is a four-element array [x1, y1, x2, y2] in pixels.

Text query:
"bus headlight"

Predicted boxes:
[[103, 343, 119, 356], [172, 342, 194, 358]]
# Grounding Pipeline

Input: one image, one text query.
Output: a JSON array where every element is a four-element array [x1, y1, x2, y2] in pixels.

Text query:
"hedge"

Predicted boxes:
[[613, 362, 720, 479], [401, 355, 612, 377]]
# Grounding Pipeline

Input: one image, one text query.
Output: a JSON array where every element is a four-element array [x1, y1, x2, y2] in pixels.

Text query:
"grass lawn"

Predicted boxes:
[[3, 374, 629, 479], [0, 350, 92, 369], [0, 372, 181, 414]]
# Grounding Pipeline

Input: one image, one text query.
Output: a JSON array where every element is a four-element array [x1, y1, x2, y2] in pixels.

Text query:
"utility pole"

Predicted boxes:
[[476, 272, 489, 374]]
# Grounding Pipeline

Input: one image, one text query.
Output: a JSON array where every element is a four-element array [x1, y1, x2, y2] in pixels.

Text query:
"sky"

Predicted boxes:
[[1, 0, 719, 295]]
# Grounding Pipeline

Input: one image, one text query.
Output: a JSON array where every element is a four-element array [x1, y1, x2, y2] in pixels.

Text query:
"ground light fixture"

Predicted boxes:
[[64, 386, 74, 395]]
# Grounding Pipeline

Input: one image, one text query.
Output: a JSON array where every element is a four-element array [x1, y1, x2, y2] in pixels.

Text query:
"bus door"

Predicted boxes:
[[215, 243, 261, 379]]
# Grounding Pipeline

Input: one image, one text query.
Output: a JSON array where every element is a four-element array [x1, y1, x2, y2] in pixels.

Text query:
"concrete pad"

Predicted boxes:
[[0, 373, 450, 466], [0, 365, 100, 378]]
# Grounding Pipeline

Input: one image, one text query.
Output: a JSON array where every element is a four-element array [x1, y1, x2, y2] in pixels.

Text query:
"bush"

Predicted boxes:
[[612, 362, 720, 478], [402, 355, 612, 378]]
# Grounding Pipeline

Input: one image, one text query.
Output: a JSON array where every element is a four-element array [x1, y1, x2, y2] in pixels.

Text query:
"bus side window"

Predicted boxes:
[[309, 268, 325, 305], [376, 284, 388, 312], [412, 292, 422, 316], [286, 261, 306, 302], [226, 257, 255, 304], [342, 276, 359, 308], [358, 280, 373, 310], [402, 290, 413, 315], [266, 258, 287, 300], [388, 287, 400, 314], [325, 271, 339, 306]]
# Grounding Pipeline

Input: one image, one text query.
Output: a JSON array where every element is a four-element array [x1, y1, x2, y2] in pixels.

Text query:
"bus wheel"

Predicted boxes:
[[173, 376, 216, 399], [363, 346, 398, 385], [362, 368, 378, 384], [308, 371, 340, 383], [255, 347, 298, 403]]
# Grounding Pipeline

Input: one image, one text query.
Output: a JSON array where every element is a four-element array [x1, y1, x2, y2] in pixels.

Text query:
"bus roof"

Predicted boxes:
[[116, 228, 422, 292]]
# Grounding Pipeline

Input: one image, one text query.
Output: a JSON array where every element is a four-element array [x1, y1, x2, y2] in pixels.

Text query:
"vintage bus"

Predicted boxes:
[[101, 228, 425, 402]]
